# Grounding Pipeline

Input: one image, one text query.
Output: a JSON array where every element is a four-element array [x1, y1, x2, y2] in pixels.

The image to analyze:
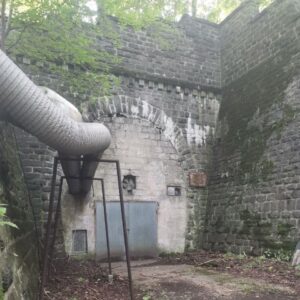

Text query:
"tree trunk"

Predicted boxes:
[[96, 0, 104, 23], [0, 0, 6, 51], [192, 0, 198, 17]]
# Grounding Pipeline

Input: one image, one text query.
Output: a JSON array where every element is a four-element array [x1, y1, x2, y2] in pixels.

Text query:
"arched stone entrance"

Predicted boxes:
[[61, 96, 191, 256]]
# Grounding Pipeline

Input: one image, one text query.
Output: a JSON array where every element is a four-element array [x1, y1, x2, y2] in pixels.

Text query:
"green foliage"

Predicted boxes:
[[0, 205, 18, 229], [207, 0, 241, 23], [142, 295, 151, 300], [147, 20, 183, 51], [101, 0, 185, 28], [1, 0, 187, 103], [277, 223, 294, 238], [239, 208, 297, 255], [259, 0, 274, 11], [3, 1, 121, 102], [263, 248, 293, 262], [204, 0, 275, 23]]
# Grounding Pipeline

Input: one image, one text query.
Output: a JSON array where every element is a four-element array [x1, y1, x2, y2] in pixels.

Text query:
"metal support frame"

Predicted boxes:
[[39, 157, 133, 300], [39, 158, 58, 300]]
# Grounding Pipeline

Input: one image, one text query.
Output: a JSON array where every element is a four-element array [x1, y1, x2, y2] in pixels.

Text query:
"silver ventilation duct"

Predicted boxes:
[[0, 50, 111, 194]]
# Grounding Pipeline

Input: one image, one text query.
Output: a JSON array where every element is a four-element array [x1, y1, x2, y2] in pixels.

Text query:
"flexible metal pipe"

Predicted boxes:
[[39, 87, 82, 194], [0, 50, 111, 194]]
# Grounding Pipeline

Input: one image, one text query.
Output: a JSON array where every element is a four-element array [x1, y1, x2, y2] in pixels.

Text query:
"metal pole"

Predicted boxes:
[[37, 157, 134, 299], [39, 157, 58, 300], [116, 161, 134, 300], [48, 176, 64, 277], [100, 179, 112, 276]]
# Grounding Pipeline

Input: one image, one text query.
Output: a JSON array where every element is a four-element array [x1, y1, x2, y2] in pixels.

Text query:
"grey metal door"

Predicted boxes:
[[96, 201, 157, 259]]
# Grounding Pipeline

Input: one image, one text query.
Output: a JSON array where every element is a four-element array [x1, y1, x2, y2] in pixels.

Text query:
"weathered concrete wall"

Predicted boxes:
[[0, 123, 39, 299], [89, 94, 219, 249], [61, 92, 219, 255], [62, 117, 186, 254], [204, 0, 300, 255]]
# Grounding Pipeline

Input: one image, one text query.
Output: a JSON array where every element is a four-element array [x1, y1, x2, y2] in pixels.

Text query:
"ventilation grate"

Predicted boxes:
[[167, 186, 181, 196], [72, 230, 87, 254]]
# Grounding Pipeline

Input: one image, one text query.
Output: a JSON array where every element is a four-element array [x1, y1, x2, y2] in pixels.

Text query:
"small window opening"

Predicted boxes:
[[72, 230, 87, 254], [167, 186, 181, 196], [123, 175, 136, 194]]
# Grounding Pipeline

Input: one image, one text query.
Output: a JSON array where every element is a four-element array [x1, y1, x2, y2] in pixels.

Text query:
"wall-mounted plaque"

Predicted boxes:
[[189, 172, 207, 188]]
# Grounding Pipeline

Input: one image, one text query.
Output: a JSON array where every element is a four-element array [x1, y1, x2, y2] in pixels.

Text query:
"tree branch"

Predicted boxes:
[[5, 0, 14, 38], [192, 0, 197, 17], [6, 24, 27, 52]]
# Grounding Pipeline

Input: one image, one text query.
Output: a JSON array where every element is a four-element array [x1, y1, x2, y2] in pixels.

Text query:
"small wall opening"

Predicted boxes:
[[122, 174, 136, 194], [167, 186, 181, 196], [72, 230, 88, 254]]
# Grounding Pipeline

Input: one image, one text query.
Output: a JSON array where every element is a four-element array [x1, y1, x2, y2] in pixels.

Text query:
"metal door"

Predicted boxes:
[[96, 201, 157, 259]]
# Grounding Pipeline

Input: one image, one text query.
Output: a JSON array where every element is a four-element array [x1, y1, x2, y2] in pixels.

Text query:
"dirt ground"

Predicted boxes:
[[45, 251, 300, 300]]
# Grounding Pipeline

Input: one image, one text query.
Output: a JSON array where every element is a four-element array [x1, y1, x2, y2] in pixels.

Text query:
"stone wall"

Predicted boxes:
[[83, 94, 219, 251], [221, 0, 300, 85], [1, 1, 300, 298], [95, 15, 221, 89], [7, 0, 300, 259], [58, 92, 219, 255], [14, 129, 66, 256], [0, 123, 39, 299], [14, 14, 221, 99], [13, 13, 221, 253], [14, 129, 56, 228], [204, 0, 300, 255]]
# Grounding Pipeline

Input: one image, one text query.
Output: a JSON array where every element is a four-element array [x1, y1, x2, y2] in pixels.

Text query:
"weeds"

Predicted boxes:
[[263, 249, 293, 262]]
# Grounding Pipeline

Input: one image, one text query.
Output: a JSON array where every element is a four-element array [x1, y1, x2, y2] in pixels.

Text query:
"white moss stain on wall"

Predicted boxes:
[[162, 113, 182, 150], [186, 114, 210, 146], [187, 96, 220, 146]]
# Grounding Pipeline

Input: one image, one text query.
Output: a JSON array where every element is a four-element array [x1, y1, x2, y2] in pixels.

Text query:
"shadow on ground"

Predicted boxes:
[[46, 255, 299, 300], [120, 261, 298, 300]]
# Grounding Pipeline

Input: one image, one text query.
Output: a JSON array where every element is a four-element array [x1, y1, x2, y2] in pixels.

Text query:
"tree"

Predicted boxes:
[[0, 0, 188, 103], [0, 0, 122, 101], [206, 0, 241, 23], [204, 0, 274, 23], [98, 0, 186, 27], [0, 0, 64, 52]]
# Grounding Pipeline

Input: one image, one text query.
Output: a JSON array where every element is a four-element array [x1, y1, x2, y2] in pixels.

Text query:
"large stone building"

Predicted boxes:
[[0, 0, 300, 298]]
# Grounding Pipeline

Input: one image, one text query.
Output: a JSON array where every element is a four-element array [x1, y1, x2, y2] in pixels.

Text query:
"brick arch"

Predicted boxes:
[[83, 95, 193, 168]]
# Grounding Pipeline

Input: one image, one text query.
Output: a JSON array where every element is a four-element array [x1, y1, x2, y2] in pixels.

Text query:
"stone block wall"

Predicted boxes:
[[221, 0, 300, 85], [14, 14, 221, 251], [6, 0, 300, 259], [204, 0, 300, 255], [14, 129, 56, 227], [102, 15, 221, 88], [13, 129, 66, 256], [0, 123, 39, 299]]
